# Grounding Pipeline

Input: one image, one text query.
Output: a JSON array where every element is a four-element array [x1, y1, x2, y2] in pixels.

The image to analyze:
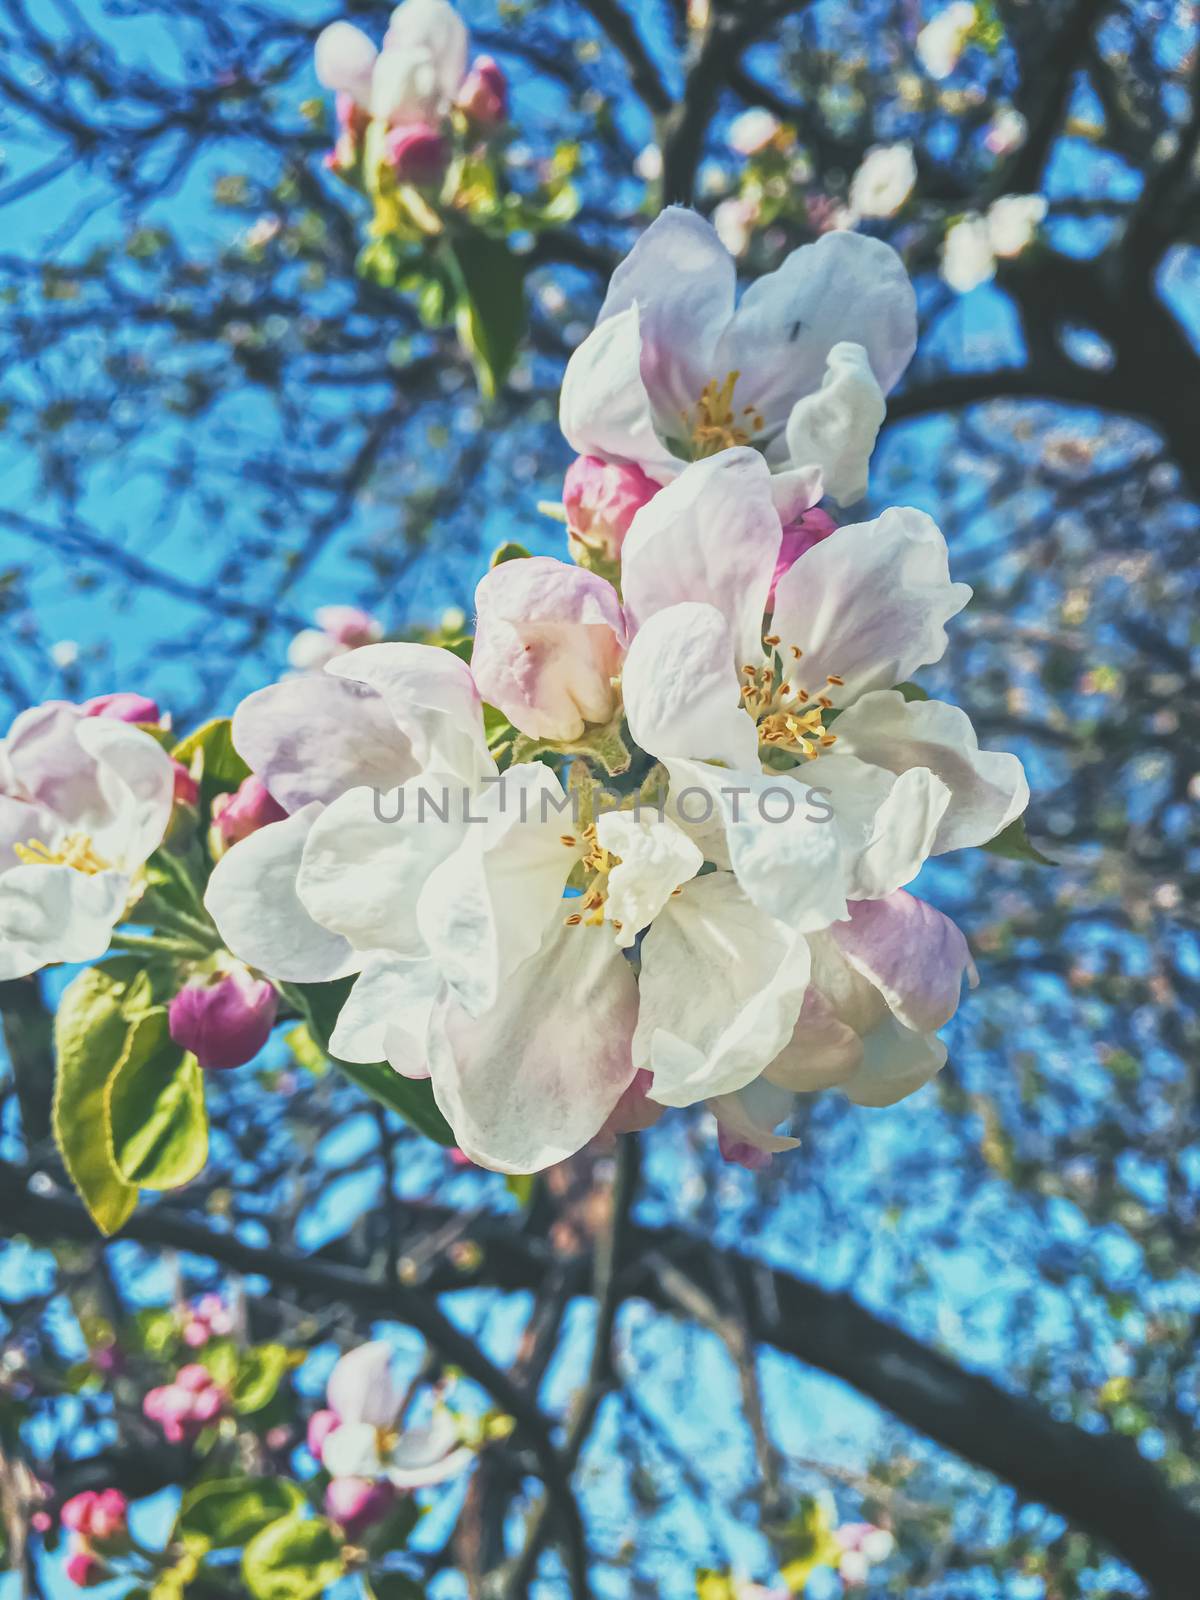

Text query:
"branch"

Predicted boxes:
[[578, 0, 674, 115]]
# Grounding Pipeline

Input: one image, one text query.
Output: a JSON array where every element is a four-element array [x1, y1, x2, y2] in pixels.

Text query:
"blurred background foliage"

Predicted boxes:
[[1, 0, 1199, 1596]]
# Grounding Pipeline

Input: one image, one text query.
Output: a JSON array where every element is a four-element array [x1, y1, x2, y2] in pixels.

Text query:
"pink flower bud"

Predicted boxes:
[[324, 1477, 395, 1539], [383, 123, 448, 186], [31, 1510, 52, 1533], [314, 605, 383, 650], [81, 692, 161, 724], [307, 1408, 341, 1462], [65, 1542, 105, 1588], [172, 760, 199, 808], [563, 456, 658, 574], [169, 967, 278, 1070], [175, 1364, 215, 1394], [717, 1127, 774, 1172], [60, 1493, 98, 1533], [211, 774, 287, 848], [457, 55, 507, 128], [768, 506, 838, 607]]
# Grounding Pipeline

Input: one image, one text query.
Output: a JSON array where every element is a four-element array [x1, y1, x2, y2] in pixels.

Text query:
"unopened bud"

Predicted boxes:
[[168, 967, 278, 1071]]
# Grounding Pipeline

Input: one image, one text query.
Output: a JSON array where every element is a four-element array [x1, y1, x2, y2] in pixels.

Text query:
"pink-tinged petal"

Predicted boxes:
[[322, 1422, 383, 1480], [559, 304, 682, 481], [471, 556, 626, 741], [457, 54, 507, 127], [328, 642, 495, 788], [621, 448, 781, 666], [327, 1340, 399, 1428], [596, 207, 736, 425], [771, 506, 971, 709], [0, 793, 58, 866], [205, 804, 360, 984], [769, 507, 838, 608], [383, 122, 448, 185], [426, 922, 638, 1174], [621, 603, 759, 771], [74, 718, 175, 868], [783, 342, 886, 506], [4, 701, 105, 822], [563, 455, 659, 571], [168, 967, 278, 1070], [709, 1077, 801, 1160], [307, 1409, 341, 1463], [315, 21, 378, 109], [636, 872, 812, 1106], [833, 890, 974, 1034], [324, 1477, 395, 1538], [713, 231, 917, 427], [211, 775, 287, 848], [314, 605, 382, 648], [764, 462, 827, 522], [841, 1014, 947, 1107], [829, 690, 1029, 854], [81, 692, 161, 724], [764, 984, 865, 1091], [232, 675, 418, 814]]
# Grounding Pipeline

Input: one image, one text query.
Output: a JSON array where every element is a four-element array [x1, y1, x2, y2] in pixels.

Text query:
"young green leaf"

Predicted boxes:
[[982, 816, 1055, 865], [108, 1008, 208, 1190], [446, 231, 526, 398], [178, 1478, 304, 1552], [242, 1515, 343, 1600]]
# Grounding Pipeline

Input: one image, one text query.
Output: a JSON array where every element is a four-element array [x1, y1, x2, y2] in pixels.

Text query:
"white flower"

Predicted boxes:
[[321, 1342, 473, 1488], [847, 143, 917, 219], [985, 106, 1027, 157], [315, 0, 467, 123], [728, 108, 780, 157], [941, 212, 995, 292], [0, 703, 175, 979], [987, 193, 1047, 258], [633, 144, 662, 181], [711, 196, 760, 258], [916, 2, 977, 79], [559, 206, 917, 514]]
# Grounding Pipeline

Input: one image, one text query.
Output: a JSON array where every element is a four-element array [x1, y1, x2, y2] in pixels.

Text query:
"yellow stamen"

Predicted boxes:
[[680, 370, 765, 458], [13, 833, 109, 875]]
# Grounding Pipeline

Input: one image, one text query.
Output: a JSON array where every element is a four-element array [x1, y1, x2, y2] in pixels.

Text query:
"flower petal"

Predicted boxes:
[[322, 1422, 384, 1480], [387, 1413, 473, 1487], [708, 1077, 802, 1155], [832, 890, 974, 1033], [0, 864, 128, 980], [327, 1340, 399, 1427], [328, 953, 440, 1078], [764, 983, 865, 1091], [315, 21, 378, 107], [621, 603, 760, 772], [637, 871, 812, 1106], [232, 675, 418, 813], [814, 757, 952, 899], [593, 810, 702, 947], [73, 718, 175, 869], [783, 341, 886, 507], [328, 643, 494, 788], [771, 506, 971, 708], [426, 922, 638, 1173], [385, 0, 468, 103], [841, 1014, 947, 1107], [559, 304, 682, 480], [621, 448, 781, 666], [829, 690, 1029, 853], [205, 804, 359, 983]]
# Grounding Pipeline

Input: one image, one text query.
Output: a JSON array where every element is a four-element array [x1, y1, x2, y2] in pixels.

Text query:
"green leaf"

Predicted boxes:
[[446, 232, 526, 398], [172, 717, 251, 796], [178, 1478, 305, 1551], [489, 540, 530, 567], [982, 816, 1055, 866], [108, 1009, 208, 1189], [242, 1515, 343, 1600], [233, 1344, 292, 1414], [198, 1338, 240, 1392], [283, 1023, 329, 1077], [894, 681, 929, 702], [505, 1173, 535, 1208], [52, 961, 147, 1234]]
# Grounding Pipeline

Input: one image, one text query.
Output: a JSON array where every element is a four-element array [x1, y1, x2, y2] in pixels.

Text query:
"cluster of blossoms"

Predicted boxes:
[[60, 1490, 130, 1588], [143, 1363, 229, 1443], [192, 206, 1028, 1173]]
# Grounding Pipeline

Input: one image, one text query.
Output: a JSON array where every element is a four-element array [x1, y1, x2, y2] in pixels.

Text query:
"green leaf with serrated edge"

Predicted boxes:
[[177, 1478, 304, 1551], [286, 979, 454, 1145], [171, 717, 251, 795], [108, 1008, 208, 1189], [52, 961, 146, 1234], [233, 1344, 291, 1414], [982, 816, 1055, 866], [242, 1515, 343, 1600], [446, 231, 527, 398]]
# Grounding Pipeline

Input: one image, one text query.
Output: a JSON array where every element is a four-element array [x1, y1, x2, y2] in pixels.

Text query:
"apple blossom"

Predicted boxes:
[[168, 964, 278, 1070], [181, 1293, 233, 1348], [0, 700, 175, 979], [985, 106, 1027, 156], [81, 692, 161, 724], [916, 1, 977, 79], [457, 55, 507, 128], [560, 207, 917, 515], [835, 1521, 896, 1585], [711, 195, 761, 258], [562, 453, 658, 575], [847, 142, 917, 219], [61, 1490, 128, 1546], [143, 1363, 228, 1444], [770, 505, 837, 606], [325, 1477, 396, 1538], [941, 211, 996, 292], [210, 774, 287, 850], [287, 604, 382, 672], [727, 108, 781, 156], [64, 1544, 106, 1588], [384, 122, 448, 184], [318, 1341, 474, 1488], [987, 193, 1048, 258]]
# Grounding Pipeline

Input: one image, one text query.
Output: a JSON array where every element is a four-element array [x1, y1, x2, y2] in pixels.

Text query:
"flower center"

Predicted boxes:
[[12, 832, 110, 874], [743, 641, 843, 762], [560, 825, 623, 933], [682, 371, 765, 459]]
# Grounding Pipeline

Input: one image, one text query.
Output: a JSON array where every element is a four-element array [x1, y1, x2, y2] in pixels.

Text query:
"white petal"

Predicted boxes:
[[713, 230, 917, 426], [841, 1015, 947, 1107], [387, 1413, 473, 1487], [323, 1422, 385, 1480], [813, 756, 952, 900], [327, 1341, 399, 1427], [232, 675, 418, 813], [771, 506, 971, 708], [328, 953, 440, 1079], [664, 758, 847, 932], [328, 643, 495, 789], [4, 701, 104, 821], [205, 804, 359, 983], [297, 778, 467, 959], [764, 983, 865, 1092], [415, 765, 576, 1017], [708, 1077, 801, 1154], [621, 603, 759, 771], [829, 690, 1029, 853], [386, 0, 468, 101], [832, 890, 973, 1034], [783, 342, 886, 507], [559, 304, 682, 480], [315, 21, 378, 107], [596, 207, 735, 424], [593, 810, 702, 947], [0, 865, 128, 980], [636, 872, 812, 1106], [73, 719, 175, 870], [621, 448, 781, 666], [426, 923, 638, 1173]]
